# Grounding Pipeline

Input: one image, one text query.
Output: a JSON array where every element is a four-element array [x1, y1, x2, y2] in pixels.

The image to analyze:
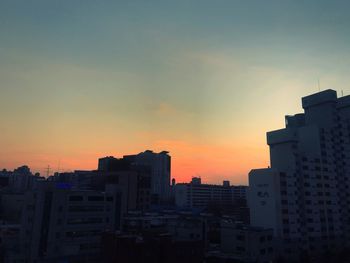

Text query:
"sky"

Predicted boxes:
[[1, 0, 350, 184]]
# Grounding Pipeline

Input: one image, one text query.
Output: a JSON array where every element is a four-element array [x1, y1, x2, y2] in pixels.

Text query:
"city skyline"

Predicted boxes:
[[2, 1, 350, 184]]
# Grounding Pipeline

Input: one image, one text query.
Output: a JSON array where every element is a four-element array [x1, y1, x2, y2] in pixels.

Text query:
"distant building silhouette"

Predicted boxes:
[[175, 178, 248, 221], [124, 150, 171, 204], [99, 150, 171, 205], [249, 89, 350, 259], [98, 156, 130, 172]]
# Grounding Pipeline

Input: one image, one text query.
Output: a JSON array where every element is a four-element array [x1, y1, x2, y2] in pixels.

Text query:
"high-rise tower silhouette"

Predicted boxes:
[[249, 89, 350, 258]]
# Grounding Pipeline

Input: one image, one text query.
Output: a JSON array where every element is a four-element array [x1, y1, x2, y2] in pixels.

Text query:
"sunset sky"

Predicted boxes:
[[1, 1, 350, 184]]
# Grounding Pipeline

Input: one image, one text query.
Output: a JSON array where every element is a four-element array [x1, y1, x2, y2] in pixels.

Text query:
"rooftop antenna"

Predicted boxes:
[[46, 165, 51, 177], [318, 79, 321, 92], [341, 90, 344, 97], [57, 159, 61, 174]]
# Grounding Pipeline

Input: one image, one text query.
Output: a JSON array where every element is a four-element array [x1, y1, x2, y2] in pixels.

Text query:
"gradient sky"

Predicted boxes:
[[1, 0, 350, 184]]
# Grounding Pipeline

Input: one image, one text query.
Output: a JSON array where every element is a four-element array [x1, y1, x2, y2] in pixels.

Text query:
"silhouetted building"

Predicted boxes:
[[0, 169, 10, 189], [53, 170, 139, 213], [124, 150, 171, 205], [98, 156, 131, 172], [97, 157, 153, 210], [0, 193, 24, 223], [0, 224, 21, 263], [122, 211, 207, 243], [101, 231, 204, 263], [206, 221, 274, 263], [0, 166, 45, 193], [249, 89, 350, 259], [19, 181, 123, 262], [175, 178, 248, 221], [54, 170, 98, 190], [191, 177, 202, 185], [103, 209, 207, 263], [98, 150, 170, 206]]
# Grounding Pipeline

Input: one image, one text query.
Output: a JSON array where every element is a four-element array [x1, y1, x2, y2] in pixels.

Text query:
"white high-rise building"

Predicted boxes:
[[249, 90, 350, 258]]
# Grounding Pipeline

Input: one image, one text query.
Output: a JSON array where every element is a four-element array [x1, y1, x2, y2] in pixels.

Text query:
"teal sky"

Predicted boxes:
[[1, 0, 350, 183]]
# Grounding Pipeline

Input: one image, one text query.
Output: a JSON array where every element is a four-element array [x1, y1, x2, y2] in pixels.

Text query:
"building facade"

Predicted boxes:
[[19, 182, 122, 262], [175, 178, 247, 209], [219, 221, 274, 263], [124, 150, 171, 204], [175, 178, 248, 222], [249, 89, 350, 258]]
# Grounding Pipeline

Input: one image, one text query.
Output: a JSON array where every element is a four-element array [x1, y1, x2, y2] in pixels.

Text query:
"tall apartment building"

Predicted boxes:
[[175, 178, 248, 221], [249, 90, 350, 258], [19, 182, 122, 262], [123, 150, 171, 204], [175, 178, 247, 208], [0, 166, 45, 193], [98, 153, 158, 209]]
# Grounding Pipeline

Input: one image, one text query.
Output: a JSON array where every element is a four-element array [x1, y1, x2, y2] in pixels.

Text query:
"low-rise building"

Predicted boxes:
[[101, 231, 204, 263], [122, 211, 207, 243], [19, 181, 123, 262], [219, 221, 274, 263]]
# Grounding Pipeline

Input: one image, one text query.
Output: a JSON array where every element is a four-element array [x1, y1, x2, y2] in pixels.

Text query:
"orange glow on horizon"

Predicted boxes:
[[0, 138, 270, 185]]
